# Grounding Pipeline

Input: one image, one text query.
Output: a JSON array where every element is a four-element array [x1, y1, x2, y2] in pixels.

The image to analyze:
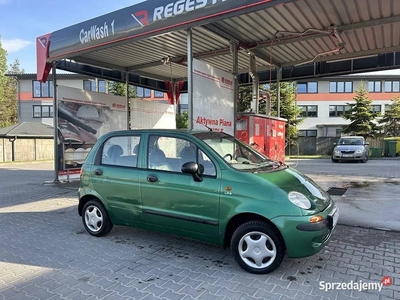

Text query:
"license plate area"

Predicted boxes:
[[327, 206, 339, 229], [342, 154, 353, 157]]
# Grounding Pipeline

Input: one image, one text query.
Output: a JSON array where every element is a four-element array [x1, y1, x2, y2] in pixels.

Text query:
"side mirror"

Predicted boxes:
[[365, 142, 370, 145], [181, 162, 203, 182], [333, 143, 337, 146]]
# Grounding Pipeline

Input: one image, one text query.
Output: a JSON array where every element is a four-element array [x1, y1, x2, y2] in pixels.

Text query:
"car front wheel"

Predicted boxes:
[[82, 200, 113, 237], [231, 221, 284, 274]]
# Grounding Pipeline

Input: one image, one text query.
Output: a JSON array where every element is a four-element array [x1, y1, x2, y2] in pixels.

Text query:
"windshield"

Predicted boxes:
[[193, 132, 282, 171], [338, 138, 364, 145]]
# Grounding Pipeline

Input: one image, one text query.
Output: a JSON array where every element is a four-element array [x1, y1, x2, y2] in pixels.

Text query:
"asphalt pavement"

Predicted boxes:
[[287, 158, 400, 232]]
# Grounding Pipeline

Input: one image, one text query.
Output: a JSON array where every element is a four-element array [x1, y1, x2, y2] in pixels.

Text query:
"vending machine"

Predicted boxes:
[[236, 113, 286, 162]]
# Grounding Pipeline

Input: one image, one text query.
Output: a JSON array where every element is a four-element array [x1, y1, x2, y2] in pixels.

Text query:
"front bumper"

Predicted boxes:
[[272, 204, 339, 258], [332, 153, 364, 160]]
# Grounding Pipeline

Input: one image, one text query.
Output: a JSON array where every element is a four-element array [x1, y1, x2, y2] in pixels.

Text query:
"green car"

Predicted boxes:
[[78, 129, 338, 274]]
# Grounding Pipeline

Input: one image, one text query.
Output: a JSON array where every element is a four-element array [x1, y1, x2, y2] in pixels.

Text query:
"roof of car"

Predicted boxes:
[[340, 136, 364, 139], [103, 129, 226, 136]]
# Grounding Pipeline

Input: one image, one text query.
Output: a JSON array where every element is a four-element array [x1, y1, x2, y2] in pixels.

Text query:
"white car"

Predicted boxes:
[[331, 136, 369, 163]]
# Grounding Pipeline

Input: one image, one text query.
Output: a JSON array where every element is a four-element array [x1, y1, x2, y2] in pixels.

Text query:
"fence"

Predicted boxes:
[[287, 137, 386, 156], [0, 138, 54, 163]]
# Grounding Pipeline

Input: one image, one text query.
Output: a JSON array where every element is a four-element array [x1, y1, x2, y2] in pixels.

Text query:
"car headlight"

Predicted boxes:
[[333, 149, 340, 154], [288, 191, 312, 209], [355, 149, 363, 153]]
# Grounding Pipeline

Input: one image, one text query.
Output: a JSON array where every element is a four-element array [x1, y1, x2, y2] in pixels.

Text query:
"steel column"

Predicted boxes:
[[187, 28, 194, 130], [52, 63, 60, 183]]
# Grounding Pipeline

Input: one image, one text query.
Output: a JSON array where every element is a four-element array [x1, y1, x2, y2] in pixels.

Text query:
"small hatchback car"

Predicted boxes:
[[79, 130, 338, 274], [331, 136, 369, 163]]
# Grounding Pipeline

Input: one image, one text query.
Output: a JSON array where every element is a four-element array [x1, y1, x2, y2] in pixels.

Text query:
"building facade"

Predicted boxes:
[[10, 74, 168, 126], [296, 74, 399, 138]]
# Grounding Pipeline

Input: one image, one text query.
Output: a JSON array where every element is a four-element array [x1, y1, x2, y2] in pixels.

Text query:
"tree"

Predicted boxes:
[[379, 96, 400, 136], [108, 81, 136, 98], [0, 39, 19, 127], [176, 111, 188, 129], [341, 84, 380, 138], [261, 82, 303, 143]]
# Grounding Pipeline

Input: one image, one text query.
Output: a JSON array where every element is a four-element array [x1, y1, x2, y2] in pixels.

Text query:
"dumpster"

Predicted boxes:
[[370, 147, 382, 157], [384, 139, 398, 157]]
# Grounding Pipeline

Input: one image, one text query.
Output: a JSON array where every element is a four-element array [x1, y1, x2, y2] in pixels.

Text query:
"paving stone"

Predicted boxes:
[[1, 162, 400, 300]]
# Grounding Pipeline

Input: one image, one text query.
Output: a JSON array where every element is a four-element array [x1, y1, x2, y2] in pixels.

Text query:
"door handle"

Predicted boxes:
[[147, 175, 159, 182], [94, 169, 103, 176]]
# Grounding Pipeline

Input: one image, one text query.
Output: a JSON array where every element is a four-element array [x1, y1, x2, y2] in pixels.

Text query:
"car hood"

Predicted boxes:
[[335, 145, 364, 151], [254, 167, 331, 212]]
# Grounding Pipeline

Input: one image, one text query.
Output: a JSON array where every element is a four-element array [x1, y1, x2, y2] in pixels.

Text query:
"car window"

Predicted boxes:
[[339, 138, 364, 145], [102, 136, 140, 167], [147, 135, 216, 176]]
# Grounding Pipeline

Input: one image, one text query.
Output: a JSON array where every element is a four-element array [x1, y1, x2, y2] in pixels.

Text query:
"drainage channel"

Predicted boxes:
[[326, 187, 348, 196]]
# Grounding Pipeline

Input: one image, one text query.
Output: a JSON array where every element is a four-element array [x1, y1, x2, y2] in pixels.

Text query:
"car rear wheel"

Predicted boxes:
[[231, 221, 284, 274], [82, 200, 113, 237]]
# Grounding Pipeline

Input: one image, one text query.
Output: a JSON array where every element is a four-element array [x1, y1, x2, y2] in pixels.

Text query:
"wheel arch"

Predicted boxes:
[[223, 213, 286, 250], [78, 194, 105, 216]]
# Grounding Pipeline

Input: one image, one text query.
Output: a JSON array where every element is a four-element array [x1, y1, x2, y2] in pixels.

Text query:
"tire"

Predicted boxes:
[[331, 157, 339, 163], [362, 155, 368, 163], [82, 200, 113, 237], [231, 221, 285, 274]]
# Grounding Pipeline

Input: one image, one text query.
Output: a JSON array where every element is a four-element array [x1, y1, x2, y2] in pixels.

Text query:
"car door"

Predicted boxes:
[[139, 134, 221, 242], [90, 134, 143, 225]]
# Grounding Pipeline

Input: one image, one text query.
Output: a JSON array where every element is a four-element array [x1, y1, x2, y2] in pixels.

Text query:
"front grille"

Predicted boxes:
[[341, 151, 355, 154]]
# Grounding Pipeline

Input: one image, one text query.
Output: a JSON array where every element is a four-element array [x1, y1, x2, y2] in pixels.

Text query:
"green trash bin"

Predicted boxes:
[[370, 147, 381, 157], [384, 140, 397, 157]]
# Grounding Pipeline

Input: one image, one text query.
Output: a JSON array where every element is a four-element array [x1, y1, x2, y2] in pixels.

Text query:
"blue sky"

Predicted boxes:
[[0, 0, 399, 75], [0, 0, 144, 73]]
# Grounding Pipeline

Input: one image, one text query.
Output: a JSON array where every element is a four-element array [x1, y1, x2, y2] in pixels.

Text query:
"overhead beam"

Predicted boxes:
[[202, 24, 282, 66], [127, 48, 232, 71], [236, 52, 400, 85], [69, 56, 126, 72], [55, 60, 169, 91], [280, 46, 400, 67], [252, 15, 400, 51]]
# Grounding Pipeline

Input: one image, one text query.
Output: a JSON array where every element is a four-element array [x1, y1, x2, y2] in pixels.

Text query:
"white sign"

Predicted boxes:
[[192, 59, 234, 135], [130, 99, 176, 129]]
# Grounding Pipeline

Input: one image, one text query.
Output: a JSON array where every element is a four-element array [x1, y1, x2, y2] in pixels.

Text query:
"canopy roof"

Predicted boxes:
[[37, 0, 400, 91]]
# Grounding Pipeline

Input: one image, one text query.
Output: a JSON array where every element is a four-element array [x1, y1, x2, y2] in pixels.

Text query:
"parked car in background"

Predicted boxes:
[[331, 136, 369, 163], [78, 129, 338, 274]]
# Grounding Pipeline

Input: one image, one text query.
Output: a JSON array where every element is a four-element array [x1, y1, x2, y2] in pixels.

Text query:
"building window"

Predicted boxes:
[[385, 104, 392, 112], [368, 81, 381, 92], [329, 81, 353, 93], [83, 79, 106, 92], [137, 87, 152, 98], [298, 105, 318, 117], [384, 81, 400, 92], [33, 81, 53, 98], [297, 82, 318, 93], [98, 80, 106, 93], [329, 105, 351, 117], [371, 105, 381, 113], [33, 105, 53, 118], [298, 130, 317, 137], [154, 90, 164, 98]]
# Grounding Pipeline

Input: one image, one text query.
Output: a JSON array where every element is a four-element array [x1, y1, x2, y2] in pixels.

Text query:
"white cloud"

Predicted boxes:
[[2, 39, 33, 53], [0, 0, 10, 4]]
